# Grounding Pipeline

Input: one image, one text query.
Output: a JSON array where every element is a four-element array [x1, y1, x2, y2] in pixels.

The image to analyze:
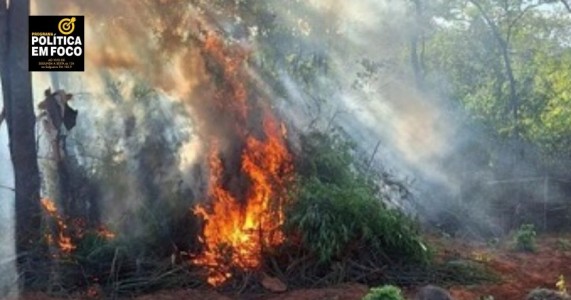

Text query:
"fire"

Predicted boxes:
[[192, 31, 294, 286], [194, 117, 293, 286], [97, 226, 117, 240], [41, 198, 57, 214], [40, 198, 116, 255], [58, 233, 76, 254], [41, 198, 77, 254]]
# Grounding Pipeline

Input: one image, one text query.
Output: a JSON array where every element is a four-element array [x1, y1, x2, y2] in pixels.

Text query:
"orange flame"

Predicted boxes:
[[97, 226, 117, 240], [41, 199, 116, 254], [192, 31, 294, 286], [41, 198, 57, 214], [41, 198, 77, 254], [194, 117, 293, 286]]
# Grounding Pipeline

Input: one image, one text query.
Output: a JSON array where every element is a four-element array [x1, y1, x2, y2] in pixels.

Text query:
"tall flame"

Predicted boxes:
[[192, 32, 294, 286], [194, 117, 293, 286], [41, 198, 77, 254]]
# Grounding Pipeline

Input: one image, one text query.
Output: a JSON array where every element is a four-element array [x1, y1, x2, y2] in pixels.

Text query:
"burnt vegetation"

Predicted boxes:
[[26, 125, 496, 298], [1, 0, 571, 299]]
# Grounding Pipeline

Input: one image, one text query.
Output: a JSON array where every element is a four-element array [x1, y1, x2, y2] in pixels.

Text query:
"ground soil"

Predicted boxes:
[[18, 234, 571, 300], [441, 234, 571, 300]]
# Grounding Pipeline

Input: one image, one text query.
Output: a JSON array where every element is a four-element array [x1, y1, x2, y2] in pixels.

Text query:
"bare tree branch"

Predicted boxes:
[[0, 107, 4, 126], [0, 183, 14, 191], [506, 3, 540, 43], [561, 0, 571, 12]]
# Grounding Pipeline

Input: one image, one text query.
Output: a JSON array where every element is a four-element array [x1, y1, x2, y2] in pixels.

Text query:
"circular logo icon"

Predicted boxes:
[[58, 17, 76, 35]]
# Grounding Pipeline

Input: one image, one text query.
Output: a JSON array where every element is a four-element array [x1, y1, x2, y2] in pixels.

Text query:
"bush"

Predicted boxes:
[[436, 260, 499, 285], [362, 285, 405, 300], [286, 132, 430, 264], [514, 224, 536, 252]]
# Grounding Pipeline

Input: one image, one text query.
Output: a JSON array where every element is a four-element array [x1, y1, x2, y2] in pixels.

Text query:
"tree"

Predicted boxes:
[[423, 0, 571, 155], [0, 0, 44, 289], [410, 0, 427, 89], [467, 0, 543, 141]]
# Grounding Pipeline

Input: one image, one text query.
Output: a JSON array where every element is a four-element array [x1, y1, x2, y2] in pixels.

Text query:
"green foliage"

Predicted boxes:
[[527, 50, 571, 156], [514, 224, 537, 252], [73, 232, 119, 276], [362, 285, 405, 300], [436, 260, 499, 285], [424, 0, 571, 160], [75, 232, 116, 261], [286, 132, 430, 265]]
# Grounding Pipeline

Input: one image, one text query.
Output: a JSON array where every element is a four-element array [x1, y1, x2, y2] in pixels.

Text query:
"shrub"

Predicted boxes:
[[436, 260, 499, 284], [286, 131, 430, 264], [362, 285, 405, 300], [514, 224, 537, 252]]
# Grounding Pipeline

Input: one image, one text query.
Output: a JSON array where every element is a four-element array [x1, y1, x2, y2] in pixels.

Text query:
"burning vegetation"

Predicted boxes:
[[41, 198, 77, 254], [186, 30, 431, 285], [191, 31, 294, 285], [193, 117, 293, 286], [5, 1, 569, 299], [41, 198, 115, 256], [21, 6, 434, 296]]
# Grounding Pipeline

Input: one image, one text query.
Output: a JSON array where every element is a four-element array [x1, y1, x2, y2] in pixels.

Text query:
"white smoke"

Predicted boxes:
[[25, 0, 502, 235], [269, 0, 460, 192]]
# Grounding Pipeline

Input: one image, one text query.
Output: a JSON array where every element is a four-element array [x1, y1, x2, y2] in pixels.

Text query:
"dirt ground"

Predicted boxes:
[[17, 284, 369, 300], [17, 234, 571, 300], [443, 234, 571, 300]]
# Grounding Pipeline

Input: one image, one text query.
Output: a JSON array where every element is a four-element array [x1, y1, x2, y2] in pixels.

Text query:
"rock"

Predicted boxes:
[[526, 288, 571, 300], [261, 274, 288, 293], [415, 285, 453, 300], [265, 283, 368, 300]]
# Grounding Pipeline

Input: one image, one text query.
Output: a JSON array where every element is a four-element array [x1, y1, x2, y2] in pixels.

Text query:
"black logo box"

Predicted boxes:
[[29, 16, 84, 72]]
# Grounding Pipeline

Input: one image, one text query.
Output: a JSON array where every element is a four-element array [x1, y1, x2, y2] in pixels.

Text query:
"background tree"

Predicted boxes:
[[423, 0, 571, 159], [0, 0, 44, 289]]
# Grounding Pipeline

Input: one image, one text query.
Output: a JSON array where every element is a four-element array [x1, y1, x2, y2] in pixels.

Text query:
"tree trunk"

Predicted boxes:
[[410, 0, 424, 90], [468, 0, 524, 167], [0, 0, 45, 289], [500, 43, 519, 138], [0, 0, 7, 102]]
